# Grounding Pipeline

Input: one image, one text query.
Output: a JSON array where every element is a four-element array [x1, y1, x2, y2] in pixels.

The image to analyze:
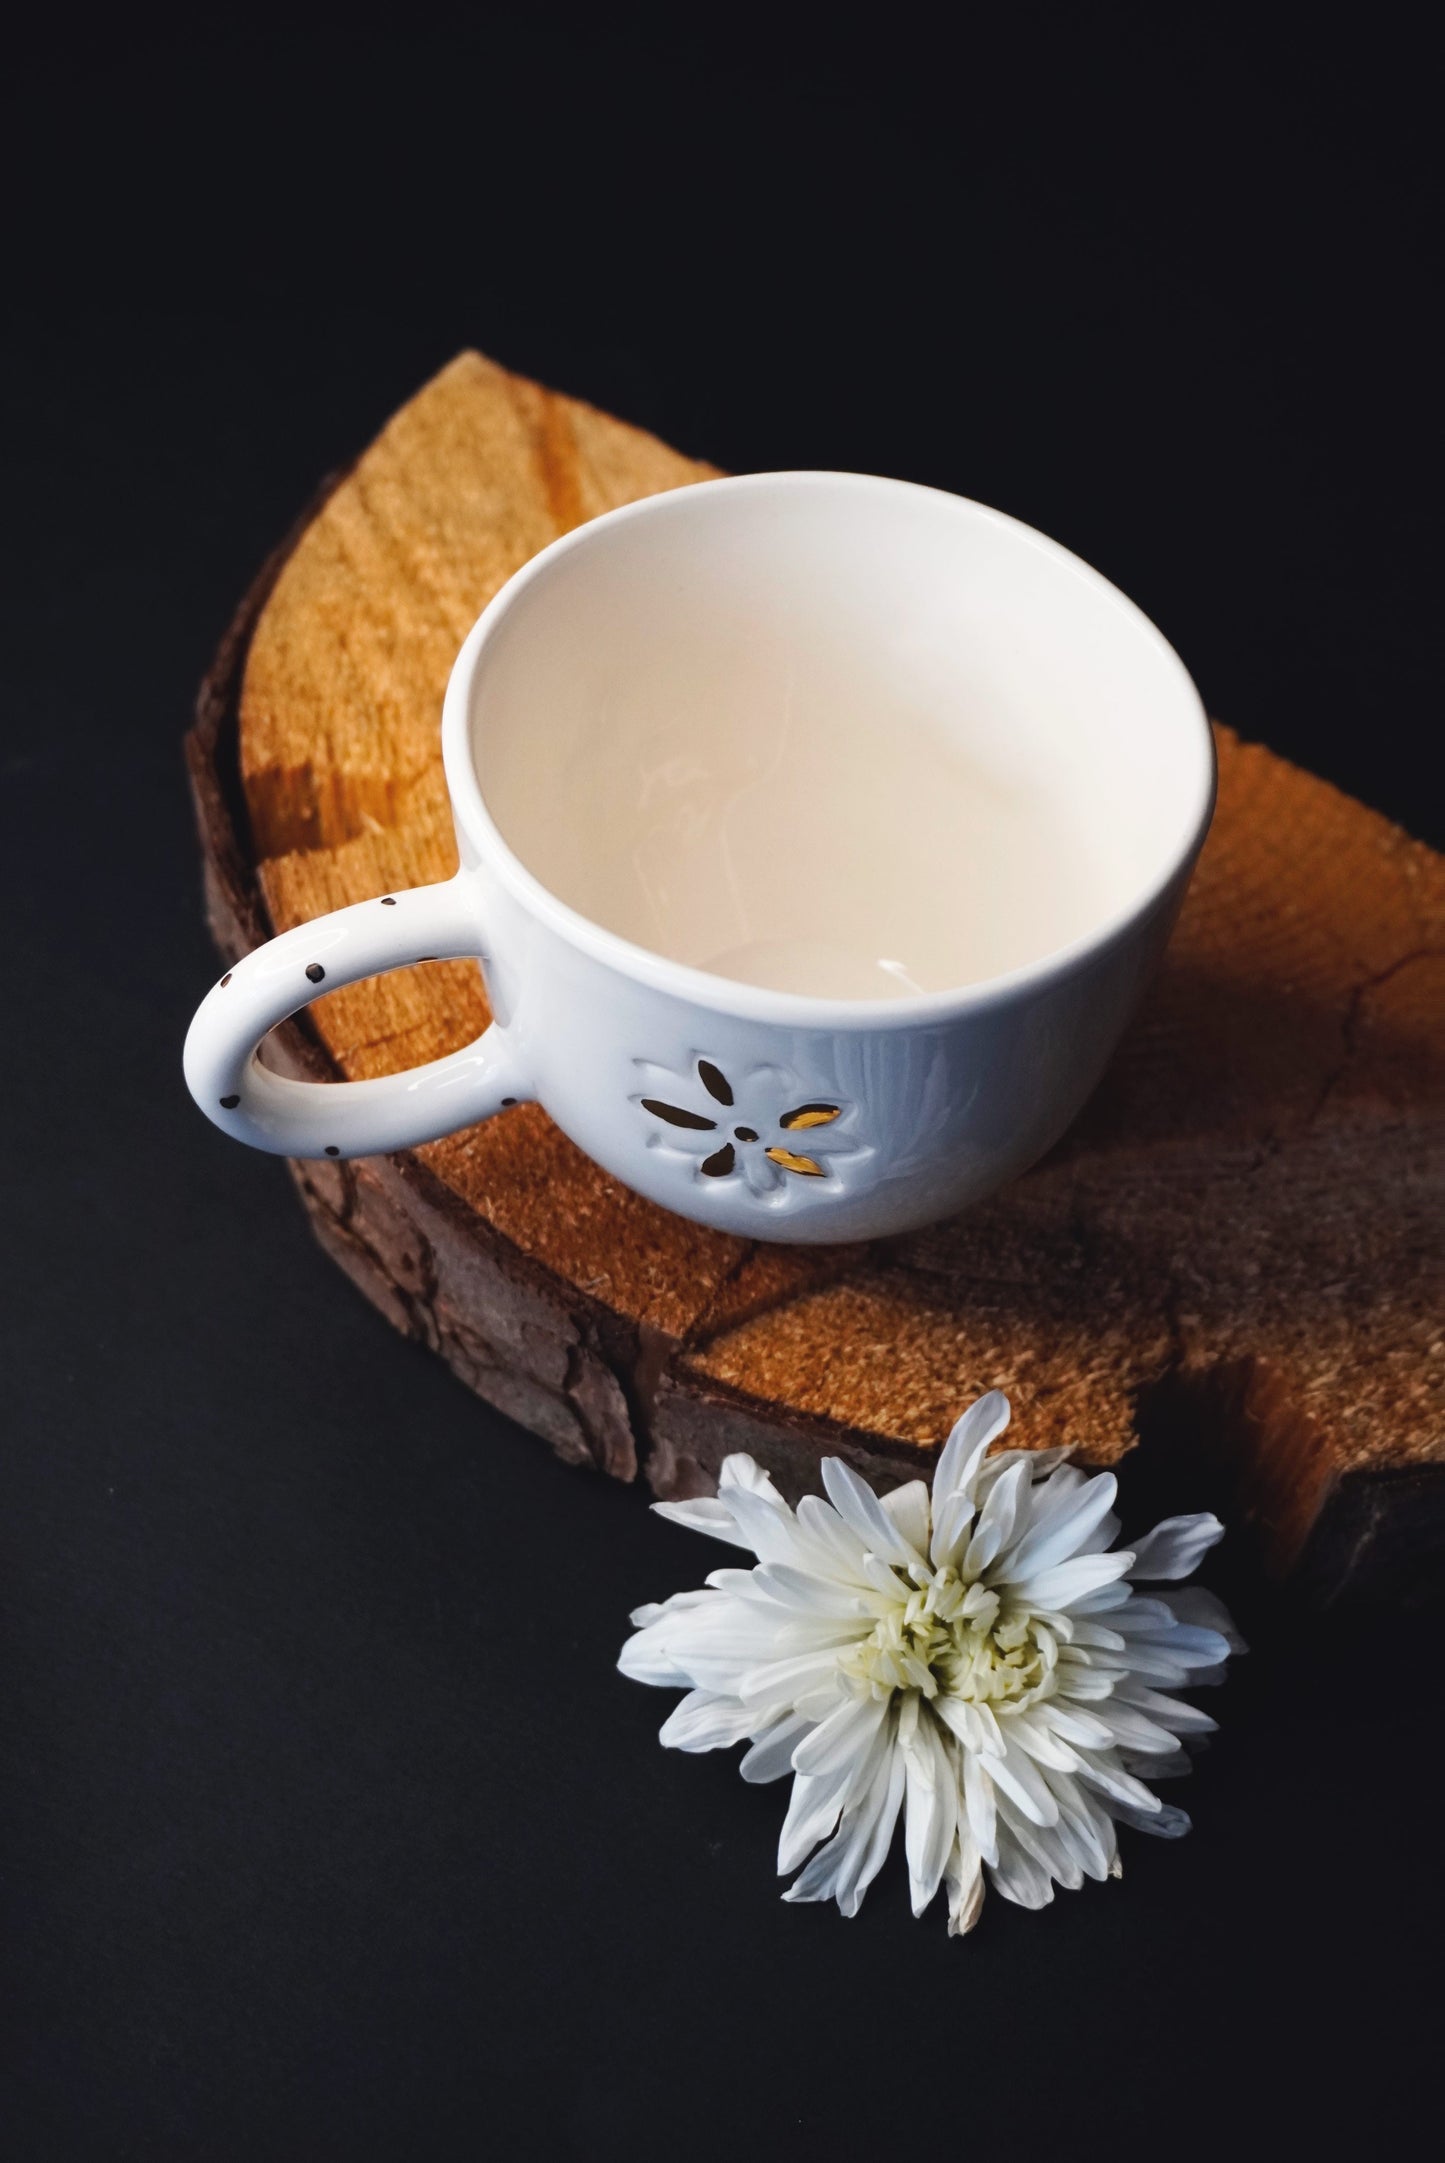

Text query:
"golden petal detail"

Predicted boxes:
[[779, 1103, 841, 1130], [765, 1147, 827, 1177]]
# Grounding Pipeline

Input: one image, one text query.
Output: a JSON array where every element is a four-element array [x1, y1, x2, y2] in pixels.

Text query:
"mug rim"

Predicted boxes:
[[440, 470, 1216, 1030]]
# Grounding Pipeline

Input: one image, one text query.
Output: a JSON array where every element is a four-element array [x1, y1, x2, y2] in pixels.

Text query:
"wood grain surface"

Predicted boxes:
[[188, 351, 1444, 1600]]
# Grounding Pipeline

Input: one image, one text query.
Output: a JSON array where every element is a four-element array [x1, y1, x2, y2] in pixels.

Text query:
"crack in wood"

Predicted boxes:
[[1307, 944, 1445, 1128]]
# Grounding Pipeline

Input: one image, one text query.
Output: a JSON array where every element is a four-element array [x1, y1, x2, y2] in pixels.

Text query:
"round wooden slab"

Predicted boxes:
[[186, 351, 1445, 1601]]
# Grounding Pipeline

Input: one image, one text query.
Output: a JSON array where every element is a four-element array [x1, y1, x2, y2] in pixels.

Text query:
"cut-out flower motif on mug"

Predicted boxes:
[[634, 1058, 861, 1193]]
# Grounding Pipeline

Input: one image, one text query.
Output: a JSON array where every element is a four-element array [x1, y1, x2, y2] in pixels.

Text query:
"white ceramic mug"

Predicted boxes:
[[184, 472, 1213, 1243]]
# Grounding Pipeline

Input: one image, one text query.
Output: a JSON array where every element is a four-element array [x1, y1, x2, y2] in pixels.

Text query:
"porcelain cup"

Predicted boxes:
[[184, 472, 1214, 1243]]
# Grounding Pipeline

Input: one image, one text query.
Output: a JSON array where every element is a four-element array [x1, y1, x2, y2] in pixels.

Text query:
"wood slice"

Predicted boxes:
[[186, 350, 1445, 1602]]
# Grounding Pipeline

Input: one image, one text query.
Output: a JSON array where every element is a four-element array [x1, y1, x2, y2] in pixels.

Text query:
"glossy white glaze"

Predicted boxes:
[[184, 472, 1214, 1241]]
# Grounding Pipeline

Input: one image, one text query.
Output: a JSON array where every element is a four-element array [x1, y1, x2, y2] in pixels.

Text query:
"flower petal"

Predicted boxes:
[[841, 1747, 908, 1917], [928, 1490, 977, 1573], [974, 1443, 1070, 1500], [903, 1718, 957, 1915], [1074, 1753, 1164, 1816], [994, 1788, 1086, 1893], [1127, 1512, 1225, 1581], [736, 1647, 857, 1710], [1055, 1779, 1117, 1881], [650, 1497, 759, 1549], [658, 1690, 758, 1752], [1088, 1701, 1184, 1758], [930, 1393, 1011, 1552], [1118, 1615, 1234, 1665], [989, 1461, 1084, 1558], [627, 1587, 714, 1627], [1051, 1660, 1118, 1701], [973, 1701, 1004, 1754], [1108, 1643, 1203, 1687], [963, 1459, 1032, 1577], [1067, 1619, 1127, 1651], [880, 1478, 932, 1556], [718, 1453, 786, 1504], [1112, 1797, 1193, 1839], [794, 1494, 874, 1584], [791, 1689, 889, 1778], [961, 1735, 999, 1866], [778, 1768, 851, 1875], [945, 1829, 987, 1935], [616, 1631, 693, 1687], [740, 1714, 813, 1784], [983, 1738, 1060, 1827], [1043, 1702, 1115, 1751], [988, 1830, 1055, 1910], [714, 1483, 816, 1567], [784, 1743, 906, 1917], [1000, 1469, 1119, 1582], [752, 1564, 872, 1618], [1004, 1708, 1080, 1772], [934, 1693, 998, 1757], [1065, 1579, 1134, 1615], [1010, 1548, 1135, 1612], [650, 1598, 856, 1696], [821, 1457, 926, 1568], [1112, 1679, 1219, 1736]]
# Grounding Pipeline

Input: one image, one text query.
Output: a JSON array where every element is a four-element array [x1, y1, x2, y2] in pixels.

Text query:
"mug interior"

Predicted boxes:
[[462, 474, 1211, 1004]]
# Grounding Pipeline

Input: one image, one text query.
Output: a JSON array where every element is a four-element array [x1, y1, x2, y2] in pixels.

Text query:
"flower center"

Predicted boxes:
[[841, 1567, 1055, 1709]]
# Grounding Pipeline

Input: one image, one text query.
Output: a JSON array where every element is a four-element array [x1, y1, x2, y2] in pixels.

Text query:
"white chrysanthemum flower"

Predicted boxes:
[[619, 1392, 1243, 1934]]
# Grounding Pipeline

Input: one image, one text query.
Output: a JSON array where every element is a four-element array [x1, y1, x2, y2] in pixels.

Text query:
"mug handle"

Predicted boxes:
[[183, 874, 528, 1159]]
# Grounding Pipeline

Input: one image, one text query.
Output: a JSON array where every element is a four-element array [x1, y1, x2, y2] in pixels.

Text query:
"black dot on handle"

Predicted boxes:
[[325, 1145, 340, 1156], [219, 1094, 240, 1109], [220, 972, 232, 987], [501, 1097, 517, 1106], [380, 896, 397, 906], [305, 963, 326, 983]]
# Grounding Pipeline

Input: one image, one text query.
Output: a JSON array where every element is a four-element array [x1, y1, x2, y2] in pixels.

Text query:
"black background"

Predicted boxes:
[[2, 7, 1439, 2157]]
